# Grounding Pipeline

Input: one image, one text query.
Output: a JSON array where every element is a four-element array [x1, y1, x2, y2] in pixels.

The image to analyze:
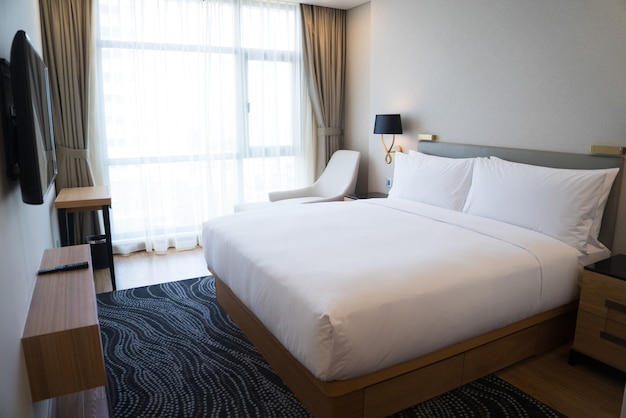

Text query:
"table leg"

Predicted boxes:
[[102, 205, 116, 290], [58, 209, 67, 246], [68, 213, 75, 245], [57, 208, 74, 247]]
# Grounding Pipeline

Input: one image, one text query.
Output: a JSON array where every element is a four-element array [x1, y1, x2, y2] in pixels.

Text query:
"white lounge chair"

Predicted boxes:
[[234, 150, 361, 212]]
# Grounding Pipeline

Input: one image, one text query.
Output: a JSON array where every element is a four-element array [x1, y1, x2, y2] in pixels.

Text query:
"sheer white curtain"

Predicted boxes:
[[92, 0, 314, 254]]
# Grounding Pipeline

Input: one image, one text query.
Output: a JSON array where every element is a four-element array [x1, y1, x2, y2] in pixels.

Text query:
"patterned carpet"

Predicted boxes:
[[97, 276, 566, 417]]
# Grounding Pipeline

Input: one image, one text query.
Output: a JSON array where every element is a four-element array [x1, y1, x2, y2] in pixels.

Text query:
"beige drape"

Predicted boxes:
[[40, 0, 98, 242], [300, 4, 346, 171]]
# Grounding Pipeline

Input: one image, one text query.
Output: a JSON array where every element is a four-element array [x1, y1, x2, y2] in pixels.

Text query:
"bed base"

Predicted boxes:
[[215, 276, 577, 418]]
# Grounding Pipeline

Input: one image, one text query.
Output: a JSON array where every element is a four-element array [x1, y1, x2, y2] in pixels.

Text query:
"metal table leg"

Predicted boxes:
[[102, 204, 116, 290]]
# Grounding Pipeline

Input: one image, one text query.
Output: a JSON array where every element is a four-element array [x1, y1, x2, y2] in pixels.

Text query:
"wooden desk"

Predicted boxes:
[[22, 245, 107, 401], [55, 186, 116, 290]]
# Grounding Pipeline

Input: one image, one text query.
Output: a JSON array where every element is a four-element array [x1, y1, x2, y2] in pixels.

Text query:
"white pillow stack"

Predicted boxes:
[[387, 151, 619, 253], [462, 157, 617, 253]]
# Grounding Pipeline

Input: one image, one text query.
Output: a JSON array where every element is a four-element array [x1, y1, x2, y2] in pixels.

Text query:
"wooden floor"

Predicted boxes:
[[93, 246, 210, 293], [67, 248, 624, 417], [499, 344, 624, 417]]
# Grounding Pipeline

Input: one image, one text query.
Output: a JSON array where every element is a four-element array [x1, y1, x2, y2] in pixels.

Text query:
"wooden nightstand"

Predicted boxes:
[[344, 192, 388, 201], [569, 254, 626, 372]]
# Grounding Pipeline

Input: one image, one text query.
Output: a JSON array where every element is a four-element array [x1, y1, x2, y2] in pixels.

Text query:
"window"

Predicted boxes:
[[94, 0, 312, 253]]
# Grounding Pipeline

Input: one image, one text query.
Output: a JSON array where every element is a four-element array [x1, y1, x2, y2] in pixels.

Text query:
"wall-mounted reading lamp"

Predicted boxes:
[[590, 145, 626, 155], [373, 114, 402, 164]]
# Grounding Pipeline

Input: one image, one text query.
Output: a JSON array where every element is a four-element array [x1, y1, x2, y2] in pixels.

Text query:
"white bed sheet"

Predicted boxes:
[[202, 198, 584, 381]]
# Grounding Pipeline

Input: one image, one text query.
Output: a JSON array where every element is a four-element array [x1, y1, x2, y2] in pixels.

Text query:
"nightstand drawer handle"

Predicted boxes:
[[600, 331, 626, 348], [605, 300, 626, 314]]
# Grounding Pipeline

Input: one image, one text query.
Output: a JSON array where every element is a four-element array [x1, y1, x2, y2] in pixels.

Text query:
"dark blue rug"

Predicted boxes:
[[97, 276, 565, 417]]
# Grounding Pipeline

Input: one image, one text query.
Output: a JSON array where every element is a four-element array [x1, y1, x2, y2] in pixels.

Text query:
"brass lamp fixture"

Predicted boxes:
[[590, 145, 626, 155], [373, 114, 403, 164]]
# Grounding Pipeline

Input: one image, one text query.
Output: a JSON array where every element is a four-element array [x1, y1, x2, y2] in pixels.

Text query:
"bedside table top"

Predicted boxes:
[[345, 192, 388, 200], [585, 254, 626, 282]]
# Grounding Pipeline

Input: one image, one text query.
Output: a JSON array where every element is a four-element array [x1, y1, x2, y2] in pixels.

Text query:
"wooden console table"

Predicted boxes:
[[22, 245, 107, 401], [55, 186, 116, 290]]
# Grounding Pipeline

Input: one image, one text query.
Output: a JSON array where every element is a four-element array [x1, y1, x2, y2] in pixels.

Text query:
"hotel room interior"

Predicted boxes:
[[1, 0, 626, 417]]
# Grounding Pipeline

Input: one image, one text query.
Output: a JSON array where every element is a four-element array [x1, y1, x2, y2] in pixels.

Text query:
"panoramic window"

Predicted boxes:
[[95, 0, 309, 252]]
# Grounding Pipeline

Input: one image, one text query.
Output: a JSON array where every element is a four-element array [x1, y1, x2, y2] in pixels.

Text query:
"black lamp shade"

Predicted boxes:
[[373, 114, 402, 134]]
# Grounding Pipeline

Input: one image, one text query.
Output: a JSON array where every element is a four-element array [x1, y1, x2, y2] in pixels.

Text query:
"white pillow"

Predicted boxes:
[[588, 167, 619, 246], [388, 151, 474, 211], [462, 157, 610, 252]]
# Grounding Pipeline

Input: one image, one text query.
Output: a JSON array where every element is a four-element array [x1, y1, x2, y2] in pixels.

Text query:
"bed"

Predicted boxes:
[[202, 141, 623, 417]]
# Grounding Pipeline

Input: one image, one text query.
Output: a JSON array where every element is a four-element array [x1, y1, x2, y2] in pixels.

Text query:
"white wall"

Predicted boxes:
[[344, 2, 371, 193], [0, 0, 57, 416], [345, 0, 626, 251]]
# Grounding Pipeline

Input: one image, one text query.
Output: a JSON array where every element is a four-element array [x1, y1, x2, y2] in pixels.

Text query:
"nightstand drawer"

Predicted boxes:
[[573, 310, 626, 372], [580, 271, 626, 319], [606, 318, 626, 340], [607, 301, 626, 326]]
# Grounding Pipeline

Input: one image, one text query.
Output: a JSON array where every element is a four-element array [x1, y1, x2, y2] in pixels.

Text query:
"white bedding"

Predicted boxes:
[[202, 198, 587, 381]]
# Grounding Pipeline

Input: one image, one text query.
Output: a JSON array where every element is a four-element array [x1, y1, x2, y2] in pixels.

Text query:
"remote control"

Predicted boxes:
[[38, 261, 89, 275]]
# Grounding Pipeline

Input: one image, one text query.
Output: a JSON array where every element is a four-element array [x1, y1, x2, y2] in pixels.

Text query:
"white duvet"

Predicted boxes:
[[202, 198, 585, 381]]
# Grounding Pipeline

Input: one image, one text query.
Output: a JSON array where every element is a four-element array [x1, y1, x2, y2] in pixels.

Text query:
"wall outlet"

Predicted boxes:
[[386, 178, 393, 188]]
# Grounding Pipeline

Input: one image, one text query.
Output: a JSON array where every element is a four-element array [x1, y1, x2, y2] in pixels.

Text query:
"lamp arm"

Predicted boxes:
[[381, 134, 395, 164]]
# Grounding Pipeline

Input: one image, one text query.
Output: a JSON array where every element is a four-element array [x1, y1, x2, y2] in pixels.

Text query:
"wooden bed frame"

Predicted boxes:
[[214, 142, 624, 417]]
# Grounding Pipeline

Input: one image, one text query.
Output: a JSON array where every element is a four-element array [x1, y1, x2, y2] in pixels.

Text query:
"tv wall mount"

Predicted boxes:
[[0, 58, 19, 181]]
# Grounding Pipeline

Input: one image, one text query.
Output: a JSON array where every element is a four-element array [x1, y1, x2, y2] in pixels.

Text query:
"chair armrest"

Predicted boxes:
[[268, 186, 315, 202], [302, 195, 344, 203]]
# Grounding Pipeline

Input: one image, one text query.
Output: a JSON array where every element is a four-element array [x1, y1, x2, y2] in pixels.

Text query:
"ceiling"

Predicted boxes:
[[285, 0, 369, 10]]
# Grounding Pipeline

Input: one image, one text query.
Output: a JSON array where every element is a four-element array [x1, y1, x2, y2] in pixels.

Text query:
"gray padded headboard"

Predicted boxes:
[[418, 141, 624, 249]]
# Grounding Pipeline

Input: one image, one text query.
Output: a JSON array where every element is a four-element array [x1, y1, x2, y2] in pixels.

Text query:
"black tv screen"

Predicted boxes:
[[9, 30, 57, 205]]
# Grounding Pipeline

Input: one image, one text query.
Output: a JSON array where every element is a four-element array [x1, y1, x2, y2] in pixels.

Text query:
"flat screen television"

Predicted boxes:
[[1, 30, 57, 205]]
